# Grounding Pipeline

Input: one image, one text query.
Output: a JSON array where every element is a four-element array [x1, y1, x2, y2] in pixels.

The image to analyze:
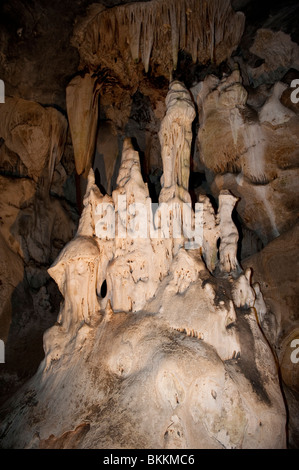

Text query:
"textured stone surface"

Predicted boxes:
[[243, 223, 299, 447], [0, 0, 298, 450], [66, 73, 101, 178], [0, 97, 78, 406], [72, 0, 245, 78], [197, 69, 299, 245], [0, 98, 67, 182], [0, 114, 286, 448], [0, 296, 286, 449]]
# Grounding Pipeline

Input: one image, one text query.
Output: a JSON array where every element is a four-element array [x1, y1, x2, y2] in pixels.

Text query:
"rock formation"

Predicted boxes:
[[197, 67, 299, 246], [159, 81, 196, 203], [66, 73, 101, 178], [217, 190, 241, 274], [0, 83, 287, 449], [0, 96, 77, 405], [72, 0, 245, 76], [0, 0, 298, 451], [243, 223, 299, 448], [0, 97, 67, 183]]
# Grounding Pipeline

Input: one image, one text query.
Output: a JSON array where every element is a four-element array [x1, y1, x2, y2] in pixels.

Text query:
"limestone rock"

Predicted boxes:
[[0, 270, 286, 449], [197, 69, 299, 245], [0, 67, 289, 449], [243, 223, 299, 447], [231, 268, 255, 309], [217, 190, 241, 274], [0, 98, 67, 182], [252, 283, 267, 324], [48, 236, 103, 335], [248, 29, 299, 87], [0, 119, 287, 450], [159, 81, 195, 203], [0, 233, 24, 342], [0, 175, 36, 258], [259, 82, 296, 125], [243, 222, 299, 359], [72, 0, 245, 78], [198, 194, 219, 273], [66, 73, 101, 178], [108, 138, 172, 312]]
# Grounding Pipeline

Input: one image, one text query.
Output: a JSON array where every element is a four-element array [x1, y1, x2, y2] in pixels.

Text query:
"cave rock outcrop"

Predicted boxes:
[[0, 83, 286, 449]]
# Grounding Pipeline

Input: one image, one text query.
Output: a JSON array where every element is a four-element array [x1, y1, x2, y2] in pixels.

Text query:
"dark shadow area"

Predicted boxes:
[[94, 168, 107, 195], [0, 167, 78, 408], [0, 274, 61, 407], [100, 279, 107, 299]]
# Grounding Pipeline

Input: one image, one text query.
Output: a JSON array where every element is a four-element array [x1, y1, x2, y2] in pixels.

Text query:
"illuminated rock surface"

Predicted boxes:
[[0, 92, 286, 448], [0, 0, 298, 449]]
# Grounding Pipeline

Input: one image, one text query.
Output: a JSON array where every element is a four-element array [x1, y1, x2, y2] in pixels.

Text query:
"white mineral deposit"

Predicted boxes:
[[0, 0, 298, 451]]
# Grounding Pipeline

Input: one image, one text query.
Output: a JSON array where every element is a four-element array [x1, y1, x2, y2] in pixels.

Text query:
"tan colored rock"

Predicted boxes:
[[72, 0, 245, 78], [0, 98, 67, 182], [0, 274, 286, 449], [48, 236, 102, 334], [0, 76, 288, 449], [243, 222, 299, 355], [66, 73, 101, 178], [243, 223, 299, 447], [108, 138, 172, 312], [197, 69, 247, 174], [159, 81, 195, 203], [248, 29, 299, 87], [231, 268, 255, 309], [0, 233, 24, 341], [252, 283, 267, 324], [259, 82, 296, 126], [0, 175, 36, 257], [217, 190, 240, 274], [197, 70, 299, 245], [198, 194, 219, 273]]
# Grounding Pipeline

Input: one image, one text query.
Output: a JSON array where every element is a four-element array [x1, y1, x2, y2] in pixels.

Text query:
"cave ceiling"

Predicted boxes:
[[0, 0, 298, 110]]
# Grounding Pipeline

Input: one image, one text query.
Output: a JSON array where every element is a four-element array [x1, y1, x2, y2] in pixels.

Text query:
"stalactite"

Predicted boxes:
[[66, 73, 101, 178], [179, 1, 186, 50], [47, 108, 67, 184], [169, 3, 179, 70], [141, 8, 154, 73], [72, 0, 245, 75], [128, 9, 141, 62]]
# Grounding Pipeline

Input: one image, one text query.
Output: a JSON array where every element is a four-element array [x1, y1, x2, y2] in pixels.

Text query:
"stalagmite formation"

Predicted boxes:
[[253, 283, 267, 324], [66, 73, 101, 178], [0, 79, 287, 448], [159, 81, 195, 203], [108, 138, 172, 312], [198, 194, 219, 273], [217, 190, 241, 274], [48, 237, 102, 333], [231, 268, 255, 309], [1, 0, 299, 450]]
